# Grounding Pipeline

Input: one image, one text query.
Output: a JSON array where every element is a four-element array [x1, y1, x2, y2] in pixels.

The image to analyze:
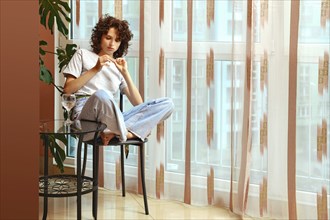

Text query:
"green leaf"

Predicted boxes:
[[53, 133, 70, 145], [39, 57, 44, 66], [47, 14, 55, 33], [48, 136, 65, 173], [39, 0, 74, 173], [54, 141, 66, 164], [39, 40, 47, 56], [57, 44, 78, 72], [39, 63, 53, 84], [48, 134, 67, 173], [39, 0, 71, 37], [40, 40, 47, 46]]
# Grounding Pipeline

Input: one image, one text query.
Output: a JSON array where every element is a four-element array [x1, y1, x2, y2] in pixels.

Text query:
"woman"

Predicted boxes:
[[62, 14, 174, 145]]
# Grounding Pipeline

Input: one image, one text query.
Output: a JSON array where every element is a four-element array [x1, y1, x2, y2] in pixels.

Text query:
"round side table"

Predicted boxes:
[[39, 119, 106, 220]]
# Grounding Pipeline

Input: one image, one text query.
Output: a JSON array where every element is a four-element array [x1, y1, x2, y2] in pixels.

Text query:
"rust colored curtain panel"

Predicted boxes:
[[139, 0, 145, 100], [155, 0, 166, 200], [159, 0, 164, 27], [237, 0, 253, 216], [207, 0, 214, 27], [288, 1, 300, 219], [316, 3, 329, 220], [229, 0, 236, 212], [115, 0, 122, 20], [184, 0, 193, 205], [98, 0, 102, 18], [76, 0, 80, 26], [316, 51, 329, 218], [206, 0, 215, 203], [137, 0, 145, 195]]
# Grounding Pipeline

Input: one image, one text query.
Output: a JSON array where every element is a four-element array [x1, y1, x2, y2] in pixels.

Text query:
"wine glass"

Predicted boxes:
[[61, 94, 76, 125]]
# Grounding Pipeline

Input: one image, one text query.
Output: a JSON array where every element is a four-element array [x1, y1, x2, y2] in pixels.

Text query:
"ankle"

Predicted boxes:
[[126, 132, 136, 139], [100, 132, 115, 145]]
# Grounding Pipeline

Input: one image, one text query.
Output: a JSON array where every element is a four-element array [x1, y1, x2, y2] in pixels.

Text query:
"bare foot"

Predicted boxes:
[[126, 132, 137, 139], [101, 131, 138, 145], [100, 132, 115, 145]]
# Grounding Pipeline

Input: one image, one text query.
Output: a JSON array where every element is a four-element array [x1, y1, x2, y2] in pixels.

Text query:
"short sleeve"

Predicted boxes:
[[62, 49, 83, 78]]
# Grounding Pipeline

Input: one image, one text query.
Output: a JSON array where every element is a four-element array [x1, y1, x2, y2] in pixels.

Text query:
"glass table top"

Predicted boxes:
[[39, 119, 106, 135]]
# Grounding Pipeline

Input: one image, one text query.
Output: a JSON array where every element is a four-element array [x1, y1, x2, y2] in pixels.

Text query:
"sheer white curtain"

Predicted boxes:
[[57, 0, 329, 219]]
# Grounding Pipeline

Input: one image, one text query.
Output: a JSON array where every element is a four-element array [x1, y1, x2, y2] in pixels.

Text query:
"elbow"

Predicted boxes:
[[133, 100, 142, 106], [62, 86, 74, 95], [136, 97, 143, 106], [138, 97, 143, 105], [132, 98, 143, 106], [62, 87, 69, 95]]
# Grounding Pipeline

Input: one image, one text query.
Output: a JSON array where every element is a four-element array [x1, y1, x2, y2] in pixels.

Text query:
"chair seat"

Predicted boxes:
[[85, 137, 148, 146]]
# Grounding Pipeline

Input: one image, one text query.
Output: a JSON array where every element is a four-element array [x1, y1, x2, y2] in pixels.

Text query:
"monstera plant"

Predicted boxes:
[[39, 0, 78, 172]]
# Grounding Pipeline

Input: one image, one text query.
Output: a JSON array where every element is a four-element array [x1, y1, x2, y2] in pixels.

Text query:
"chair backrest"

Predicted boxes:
[[119, 93, 124, 112]]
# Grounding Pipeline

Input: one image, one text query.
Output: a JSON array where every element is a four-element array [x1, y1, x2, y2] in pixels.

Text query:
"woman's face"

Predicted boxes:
[[99, 27, 121, 57]]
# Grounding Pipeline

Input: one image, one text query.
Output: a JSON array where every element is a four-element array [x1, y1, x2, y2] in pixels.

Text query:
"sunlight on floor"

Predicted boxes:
[[39, 188, 246, 219]]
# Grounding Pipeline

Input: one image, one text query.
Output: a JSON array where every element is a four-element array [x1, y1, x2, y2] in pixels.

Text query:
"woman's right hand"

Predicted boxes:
[[93, 55, 112, 72]]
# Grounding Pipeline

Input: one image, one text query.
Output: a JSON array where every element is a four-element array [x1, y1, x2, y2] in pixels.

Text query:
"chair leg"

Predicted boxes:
[[120, 144, 126, 197], [140, 144, 149, 215], [92, 144, 99, 219], [82, 143, 88, 176]]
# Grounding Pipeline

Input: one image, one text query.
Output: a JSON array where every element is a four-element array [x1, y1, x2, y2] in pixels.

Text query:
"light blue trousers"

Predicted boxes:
[[73, 90, 174, 141]]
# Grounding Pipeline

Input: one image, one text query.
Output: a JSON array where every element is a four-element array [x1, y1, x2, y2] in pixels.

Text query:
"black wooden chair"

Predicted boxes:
[[82, 94, 149, 218]]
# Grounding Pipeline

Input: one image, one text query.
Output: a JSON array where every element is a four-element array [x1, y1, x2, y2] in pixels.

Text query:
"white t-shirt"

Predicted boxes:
[[62, 48, 127, 98]]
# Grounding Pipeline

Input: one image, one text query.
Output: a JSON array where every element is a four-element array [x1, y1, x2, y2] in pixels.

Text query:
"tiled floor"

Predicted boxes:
[[39, 188, 244, 219]]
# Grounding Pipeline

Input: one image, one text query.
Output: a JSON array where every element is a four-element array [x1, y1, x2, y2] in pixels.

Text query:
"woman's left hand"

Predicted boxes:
[[110, 57, 128, 75]]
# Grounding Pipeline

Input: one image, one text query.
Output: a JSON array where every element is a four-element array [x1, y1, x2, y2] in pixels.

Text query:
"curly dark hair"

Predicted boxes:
[[90, 14, 133, 58]]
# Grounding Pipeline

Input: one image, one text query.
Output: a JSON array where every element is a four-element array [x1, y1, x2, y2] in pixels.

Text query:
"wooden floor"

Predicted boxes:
[[39, 188, 246, 219]]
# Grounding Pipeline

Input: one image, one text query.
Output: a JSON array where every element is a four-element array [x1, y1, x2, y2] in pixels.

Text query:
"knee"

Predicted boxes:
[[93, 90, 114, 102], [161, 97, 175, 114]]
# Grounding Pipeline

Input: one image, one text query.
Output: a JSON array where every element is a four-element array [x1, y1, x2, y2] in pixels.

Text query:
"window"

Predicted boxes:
[[58, 1, 329, 204], [295, 0, 330, 193]]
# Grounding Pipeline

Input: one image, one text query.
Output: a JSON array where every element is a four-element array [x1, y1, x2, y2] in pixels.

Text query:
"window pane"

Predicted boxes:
[[171, 0, 248, 42], [299, 1, 330, 44], [72, 0, 99, 40], [296, 63, 330, 192], [166, 59, 186, 173], [71, 0, 139, 40], [123, 0, 140, 39]]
